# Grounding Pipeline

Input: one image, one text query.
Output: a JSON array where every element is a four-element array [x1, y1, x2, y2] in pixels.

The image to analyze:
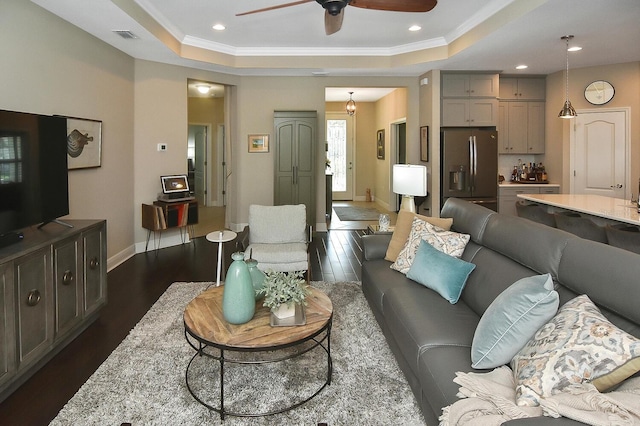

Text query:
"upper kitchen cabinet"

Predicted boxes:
[[441, 73, 499, 127], [499, 77, 546, 100], [442, 73, 499, 98], [498, 101, 545, 154]]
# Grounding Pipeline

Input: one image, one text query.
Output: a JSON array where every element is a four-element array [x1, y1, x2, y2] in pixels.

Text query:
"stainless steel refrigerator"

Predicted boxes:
[[441, 128, 498, 211]]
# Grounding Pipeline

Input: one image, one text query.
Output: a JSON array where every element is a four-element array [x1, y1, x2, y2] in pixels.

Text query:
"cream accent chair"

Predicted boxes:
[[239, 204, 310, 275]]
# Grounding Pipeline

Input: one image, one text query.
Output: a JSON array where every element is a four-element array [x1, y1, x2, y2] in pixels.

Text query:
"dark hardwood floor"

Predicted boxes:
[[0, 230, 365, 425]]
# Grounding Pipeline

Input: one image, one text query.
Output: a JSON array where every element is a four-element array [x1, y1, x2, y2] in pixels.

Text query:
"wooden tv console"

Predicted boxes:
[[0, 220, 107, 402]]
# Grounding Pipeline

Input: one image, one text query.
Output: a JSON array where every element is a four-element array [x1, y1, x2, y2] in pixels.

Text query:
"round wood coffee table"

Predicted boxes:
[[183, 285, 333, 419]]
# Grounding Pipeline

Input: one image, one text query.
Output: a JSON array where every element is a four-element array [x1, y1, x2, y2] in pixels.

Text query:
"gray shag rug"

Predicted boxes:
[[333, 206, 382, 221], [51, 281, 425, 426]]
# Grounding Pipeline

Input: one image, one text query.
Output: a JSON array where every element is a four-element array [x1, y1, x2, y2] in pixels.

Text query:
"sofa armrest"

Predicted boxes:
[[362, 234, 392, 261]]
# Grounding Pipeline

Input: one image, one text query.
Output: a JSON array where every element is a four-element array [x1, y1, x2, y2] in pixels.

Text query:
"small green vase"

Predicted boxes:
[[222, 252, 255, 324], [245, 258, 266, 300]]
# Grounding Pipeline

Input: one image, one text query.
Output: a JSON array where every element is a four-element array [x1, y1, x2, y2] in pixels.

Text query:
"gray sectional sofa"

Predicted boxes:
[[361, 197, 640, 425]]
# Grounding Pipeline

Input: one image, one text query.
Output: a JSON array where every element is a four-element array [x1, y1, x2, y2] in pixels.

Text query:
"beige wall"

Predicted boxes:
[[0, 0, 135, 266], [545, 61, 640, 195]]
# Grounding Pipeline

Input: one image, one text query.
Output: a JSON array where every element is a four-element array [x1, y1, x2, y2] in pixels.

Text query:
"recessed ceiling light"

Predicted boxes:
[[568, 46, 582, 52], [212, 24, 226, 31], [408, 25, 421, 32], [196, 84, 211, 94], [516, 65, 528, 70]]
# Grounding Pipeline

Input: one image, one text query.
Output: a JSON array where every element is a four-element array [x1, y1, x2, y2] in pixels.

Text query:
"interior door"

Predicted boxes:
[[326, 113, 354, 201], [573, 110, 627, 198]]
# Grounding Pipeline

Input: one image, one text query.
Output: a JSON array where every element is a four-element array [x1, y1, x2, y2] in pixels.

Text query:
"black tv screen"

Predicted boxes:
[[0, 109, 69, 236]]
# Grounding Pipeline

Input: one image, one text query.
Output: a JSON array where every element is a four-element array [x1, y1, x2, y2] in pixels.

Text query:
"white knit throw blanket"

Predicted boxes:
[[439, 366, 640, 426]]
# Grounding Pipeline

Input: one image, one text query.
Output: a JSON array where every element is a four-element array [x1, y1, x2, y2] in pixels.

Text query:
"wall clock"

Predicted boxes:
[[584, 80, 615, 105]]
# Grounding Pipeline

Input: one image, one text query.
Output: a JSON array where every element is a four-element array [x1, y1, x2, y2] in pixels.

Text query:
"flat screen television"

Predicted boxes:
[[0, 109, 69, 242]]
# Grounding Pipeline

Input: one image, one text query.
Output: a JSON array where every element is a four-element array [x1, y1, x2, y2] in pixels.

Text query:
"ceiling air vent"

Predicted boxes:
[[113, 30, 138, 40]]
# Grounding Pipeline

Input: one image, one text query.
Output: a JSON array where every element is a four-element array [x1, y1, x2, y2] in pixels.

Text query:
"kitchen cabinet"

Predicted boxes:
[[274, 111, 316, 226], [499, 77, 545, 100], [442, 73, 499, 98], [442, 98, 498, 127], [499, 185, 559, 216], [498, 101, 545, 154], [0, 220, 107, 401]]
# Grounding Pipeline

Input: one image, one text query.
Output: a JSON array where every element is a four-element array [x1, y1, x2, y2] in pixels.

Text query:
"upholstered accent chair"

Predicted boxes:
[[238, 204, 310, 275]]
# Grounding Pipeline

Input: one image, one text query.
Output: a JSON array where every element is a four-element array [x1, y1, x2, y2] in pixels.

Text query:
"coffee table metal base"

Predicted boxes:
[[184, 323, 332, 419]]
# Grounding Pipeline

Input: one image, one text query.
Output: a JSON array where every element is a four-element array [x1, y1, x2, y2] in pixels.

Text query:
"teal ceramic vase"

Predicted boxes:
[[222, 252, 255, 324], [245, 258, 266, 300]]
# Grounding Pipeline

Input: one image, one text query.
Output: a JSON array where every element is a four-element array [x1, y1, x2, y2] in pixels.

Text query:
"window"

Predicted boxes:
[[0, 134, 23, 184]]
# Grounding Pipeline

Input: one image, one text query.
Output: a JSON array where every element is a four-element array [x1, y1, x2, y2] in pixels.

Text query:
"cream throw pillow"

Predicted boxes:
[[391, 218, 470, 275], [384, 210, 453, 262], [511, 295, 640, 407]]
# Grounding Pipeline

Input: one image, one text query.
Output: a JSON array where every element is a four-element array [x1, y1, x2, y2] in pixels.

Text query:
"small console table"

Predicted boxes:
[[141, 200, 199, 251]]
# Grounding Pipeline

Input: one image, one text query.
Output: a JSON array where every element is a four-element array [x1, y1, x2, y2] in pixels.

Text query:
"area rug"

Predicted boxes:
[[51, 281, 425, 425], [333, 206, 382, 221]]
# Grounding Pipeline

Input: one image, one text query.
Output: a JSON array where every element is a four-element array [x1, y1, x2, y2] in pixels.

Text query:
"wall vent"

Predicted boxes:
[[113, 30, 138, 39]]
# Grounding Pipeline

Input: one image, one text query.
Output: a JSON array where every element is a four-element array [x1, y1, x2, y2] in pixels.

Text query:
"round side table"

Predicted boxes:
[[206, 230, 237, 286]]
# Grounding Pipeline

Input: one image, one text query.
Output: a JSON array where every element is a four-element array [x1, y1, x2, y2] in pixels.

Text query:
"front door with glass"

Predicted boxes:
[[326, 113, 354, 201]]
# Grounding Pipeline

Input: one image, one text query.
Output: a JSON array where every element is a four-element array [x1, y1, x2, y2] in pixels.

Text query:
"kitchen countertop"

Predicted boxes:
[[499, 182, 560, 188], [517, 193, 640, 226]]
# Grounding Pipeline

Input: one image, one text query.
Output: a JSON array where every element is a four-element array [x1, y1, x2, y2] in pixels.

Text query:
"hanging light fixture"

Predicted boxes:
[[196, 84, 211, 95], [558, 35, 577, 119], [346, 91, 356, 116]]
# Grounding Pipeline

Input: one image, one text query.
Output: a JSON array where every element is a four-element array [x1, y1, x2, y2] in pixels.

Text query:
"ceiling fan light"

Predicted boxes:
[[316, 0, 351, 16]]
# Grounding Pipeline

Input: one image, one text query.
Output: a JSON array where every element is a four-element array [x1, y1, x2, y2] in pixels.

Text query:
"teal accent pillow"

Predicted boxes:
[[471, 273, 559, 370], [406, 240, 476, 304]]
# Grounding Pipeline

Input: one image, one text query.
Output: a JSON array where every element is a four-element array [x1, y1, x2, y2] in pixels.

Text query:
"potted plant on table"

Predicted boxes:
[[258, 270, 311, 319]]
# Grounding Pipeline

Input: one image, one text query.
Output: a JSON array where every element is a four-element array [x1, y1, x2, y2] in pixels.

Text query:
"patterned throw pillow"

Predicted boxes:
[[391, 217, 470, 274], [384, 210, 453, 262], [511, 295, 640, 407]]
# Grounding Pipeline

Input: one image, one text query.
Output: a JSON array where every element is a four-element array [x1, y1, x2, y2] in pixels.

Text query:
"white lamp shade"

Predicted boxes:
[[393, 164, 427, 196]]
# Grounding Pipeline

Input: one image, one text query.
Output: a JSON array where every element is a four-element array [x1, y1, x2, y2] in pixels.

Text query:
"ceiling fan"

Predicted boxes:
[[237, 0, 438, 35]]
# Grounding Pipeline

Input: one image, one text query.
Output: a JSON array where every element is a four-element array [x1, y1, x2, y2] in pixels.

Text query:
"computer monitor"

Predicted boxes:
[[160, 175, 190, 194]]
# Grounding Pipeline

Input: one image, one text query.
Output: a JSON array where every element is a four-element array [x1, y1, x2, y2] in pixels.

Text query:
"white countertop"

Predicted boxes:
[[517, 193, 640, 226]]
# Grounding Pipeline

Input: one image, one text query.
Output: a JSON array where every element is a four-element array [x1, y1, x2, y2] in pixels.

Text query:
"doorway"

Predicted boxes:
[[571, 108, 629, 199], [326, 112, 355, 201], [188, 124, 208, 205], [391, 120, 407, 211]]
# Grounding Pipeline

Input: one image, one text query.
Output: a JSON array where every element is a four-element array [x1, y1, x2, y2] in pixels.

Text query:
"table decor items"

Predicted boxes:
[[222, 252, 255, 324], [259, 270, 310, 322]]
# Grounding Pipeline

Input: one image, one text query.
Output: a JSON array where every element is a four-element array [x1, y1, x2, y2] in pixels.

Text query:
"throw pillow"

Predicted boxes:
[[384, 210, 453, 262], [406, 240, 476, 304], [511, 295, 640, 407], [391, 217, 470, 275], [471, 274, 559, 369]]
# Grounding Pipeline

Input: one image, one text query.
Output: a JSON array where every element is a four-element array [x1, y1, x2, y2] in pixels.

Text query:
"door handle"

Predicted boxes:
[[610, 184, 623, 188]]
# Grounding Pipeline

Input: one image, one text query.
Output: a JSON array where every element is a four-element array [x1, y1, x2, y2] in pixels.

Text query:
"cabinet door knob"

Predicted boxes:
[[89, 257, 99, 270], [27, 289, 41, 307], [62, 270, 74, 285]]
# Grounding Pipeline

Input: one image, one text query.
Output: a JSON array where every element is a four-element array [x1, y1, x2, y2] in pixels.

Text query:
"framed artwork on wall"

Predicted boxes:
[[376, 129, 385, 160], [66, 117, 102, 169], [420, 126, 429, 162], [248, 134, 269, 153]]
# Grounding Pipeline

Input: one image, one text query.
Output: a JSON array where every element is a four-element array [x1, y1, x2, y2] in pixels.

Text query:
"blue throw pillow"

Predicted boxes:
[[406, 240, 476, 304], [471, 273, 559, 370]]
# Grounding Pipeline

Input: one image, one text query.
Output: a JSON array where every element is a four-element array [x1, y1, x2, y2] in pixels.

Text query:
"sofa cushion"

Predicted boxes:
[[441, 197, 495, 244], [406, 240, 475, 304], [385, 210, 453, 262], [471, 274, 559, 369], [391, 218, 470, 274], [512, 295, 640, 407], [383, 283, 480, 377]]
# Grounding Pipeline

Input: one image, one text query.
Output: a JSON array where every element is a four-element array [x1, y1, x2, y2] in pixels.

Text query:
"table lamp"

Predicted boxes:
[[393, 164, 427, 213]]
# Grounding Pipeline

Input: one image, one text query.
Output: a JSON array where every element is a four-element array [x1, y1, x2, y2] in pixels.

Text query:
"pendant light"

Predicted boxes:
[[558, 35, 577, 119], [346, 91, 356, 116]]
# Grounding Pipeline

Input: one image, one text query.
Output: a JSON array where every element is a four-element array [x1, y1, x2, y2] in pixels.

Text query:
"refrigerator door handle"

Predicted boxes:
[[470, 136, 477, 192]]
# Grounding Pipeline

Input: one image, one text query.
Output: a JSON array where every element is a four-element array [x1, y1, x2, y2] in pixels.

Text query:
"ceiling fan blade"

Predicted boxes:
[[350, 0, 437, 12], [236, 0, 314, 16], [325, 9, 344, 35]]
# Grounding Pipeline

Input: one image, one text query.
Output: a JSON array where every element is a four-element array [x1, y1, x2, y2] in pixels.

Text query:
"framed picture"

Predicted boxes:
[[420, 126, 429, 162], [376, 129, 385, 160], [66, 117, 102, 169], [248, 134, 269, 153]]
